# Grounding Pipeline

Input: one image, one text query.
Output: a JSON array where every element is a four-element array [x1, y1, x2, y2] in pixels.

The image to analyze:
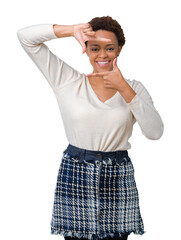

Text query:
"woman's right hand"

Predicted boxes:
[[73, 23, 111, 54]]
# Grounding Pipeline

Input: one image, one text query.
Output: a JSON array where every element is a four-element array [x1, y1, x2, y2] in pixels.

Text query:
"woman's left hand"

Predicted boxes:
[[86, 58, 125, 91]]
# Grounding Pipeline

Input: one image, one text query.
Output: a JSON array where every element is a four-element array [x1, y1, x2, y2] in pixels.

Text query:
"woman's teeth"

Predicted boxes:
[[97, 61, 109, 65], [96, 61, 110, 67]]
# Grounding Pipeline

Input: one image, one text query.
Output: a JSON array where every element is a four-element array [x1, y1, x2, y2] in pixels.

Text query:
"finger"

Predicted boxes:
[[85, 23, 91, 27], [86, 73, 101, 77], [88, 36, 112, 43], [83, 27, 93, 33], [113, 57, 118, 69], [86, 72, 107, 77], [82, 23, 90, 29], [85, 31, 96, 36], [82, 44, 86, 54], [79, 39, 86, 54], [97, 37, 112, 42]]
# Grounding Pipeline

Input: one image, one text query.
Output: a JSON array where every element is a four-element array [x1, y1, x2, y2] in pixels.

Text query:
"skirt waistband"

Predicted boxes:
[[63, 144, 129, 164]]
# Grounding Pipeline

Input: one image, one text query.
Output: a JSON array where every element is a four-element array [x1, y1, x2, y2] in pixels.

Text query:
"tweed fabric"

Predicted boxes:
[[51, 144, 144, 240], [64, 233, 129, 240]]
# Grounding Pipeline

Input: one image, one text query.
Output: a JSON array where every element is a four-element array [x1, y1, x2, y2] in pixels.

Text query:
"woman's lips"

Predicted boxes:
[[96, 60, 111, 68]]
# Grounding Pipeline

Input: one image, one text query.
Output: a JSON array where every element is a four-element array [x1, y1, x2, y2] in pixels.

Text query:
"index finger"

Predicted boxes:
[[86, 72, 108, 77], [88, 36, 112, 43]]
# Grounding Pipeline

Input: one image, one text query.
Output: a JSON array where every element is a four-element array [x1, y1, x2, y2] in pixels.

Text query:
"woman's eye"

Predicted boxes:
[[91, 48, 99, 52], [107, 48, 114, 51]]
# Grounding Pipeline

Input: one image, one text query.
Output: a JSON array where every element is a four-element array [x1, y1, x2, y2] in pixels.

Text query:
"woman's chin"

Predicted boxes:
[[94, 66, 113, 73]]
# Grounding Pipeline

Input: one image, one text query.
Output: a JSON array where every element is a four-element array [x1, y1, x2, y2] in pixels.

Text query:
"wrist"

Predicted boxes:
[[117, 79, 127, 93], [116, 74, 127, 92], [117, 79, 136, 103], [53, 24, 74, 38]]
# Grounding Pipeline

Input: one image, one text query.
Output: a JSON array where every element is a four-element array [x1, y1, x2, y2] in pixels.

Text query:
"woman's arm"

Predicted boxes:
[[53, 24, 111, 53], [17, 24, 83, 92], [17, 23, 110, 91], [52, 24, 74, 38], [127, 80, 164, 140], [86, 61, 164, 140]]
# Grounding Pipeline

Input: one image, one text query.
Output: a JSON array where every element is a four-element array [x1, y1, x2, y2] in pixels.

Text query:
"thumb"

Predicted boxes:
[[82, 44, 86, 54], [80, 40, 86, 54], [113, 57, 118, 70]]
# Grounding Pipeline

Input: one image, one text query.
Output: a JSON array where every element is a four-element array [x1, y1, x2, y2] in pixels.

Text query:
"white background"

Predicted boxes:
[[1, 0, 181, 239]]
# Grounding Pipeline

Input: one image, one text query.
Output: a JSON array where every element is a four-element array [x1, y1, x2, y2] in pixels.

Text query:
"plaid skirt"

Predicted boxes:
[[51, 144, 145, 240]]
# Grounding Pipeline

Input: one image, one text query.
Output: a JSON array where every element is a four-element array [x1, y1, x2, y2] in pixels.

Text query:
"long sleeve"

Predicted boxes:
[[17, 24, 82, 92], [127, 80, 164, 140]]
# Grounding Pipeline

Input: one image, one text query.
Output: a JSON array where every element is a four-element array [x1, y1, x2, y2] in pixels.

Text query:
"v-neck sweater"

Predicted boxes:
[[17, 24, 164, 151]]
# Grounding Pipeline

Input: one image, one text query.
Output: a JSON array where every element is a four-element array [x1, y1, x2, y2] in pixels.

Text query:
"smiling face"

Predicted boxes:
[[86, 30, 122, 73]]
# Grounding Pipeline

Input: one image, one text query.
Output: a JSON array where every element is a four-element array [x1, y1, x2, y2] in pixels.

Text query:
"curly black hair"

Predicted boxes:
[[87, 16, 126, 47]]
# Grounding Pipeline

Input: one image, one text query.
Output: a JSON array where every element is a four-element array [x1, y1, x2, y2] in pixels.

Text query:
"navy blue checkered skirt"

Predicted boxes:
[[51, 144, 145, 240]]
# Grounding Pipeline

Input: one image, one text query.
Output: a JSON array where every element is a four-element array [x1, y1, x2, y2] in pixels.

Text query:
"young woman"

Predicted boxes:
[[17, 16, 164, 240]]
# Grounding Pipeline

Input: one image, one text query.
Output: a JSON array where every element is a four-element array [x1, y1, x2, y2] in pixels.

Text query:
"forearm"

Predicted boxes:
[[128, 95, 164, 140], [118, 79, 136, 103], [53, 24, 74, 38], [119, 79, 164, 140]]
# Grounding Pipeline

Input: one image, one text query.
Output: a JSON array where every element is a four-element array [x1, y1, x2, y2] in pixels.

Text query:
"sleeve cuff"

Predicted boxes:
[[127, 94, 139, 106], [39, 24, 59, 40], [50, 24, 59, 39]]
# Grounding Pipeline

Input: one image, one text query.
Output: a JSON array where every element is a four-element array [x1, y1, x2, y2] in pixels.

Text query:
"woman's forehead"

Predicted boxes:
[[97, 30, 116, 37]]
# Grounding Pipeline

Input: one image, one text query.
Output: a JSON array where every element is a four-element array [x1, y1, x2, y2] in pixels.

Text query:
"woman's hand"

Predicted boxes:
[[86, 58, 136, 102], [86, 58, 125, 91], [73, 23, 111, 54]]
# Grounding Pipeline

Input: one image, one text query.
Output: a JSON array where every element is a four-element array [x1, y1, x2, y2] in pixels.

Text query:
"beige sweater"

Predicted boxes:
[[17, 24, 164, 151]]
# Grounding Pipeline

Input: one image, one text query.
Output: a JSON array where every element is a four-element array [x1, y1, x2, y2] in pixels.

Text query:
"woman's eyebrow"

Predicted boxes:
[[106, 44, 116, 46], [90, 43, 115, 46], [90, 44, 99, 46]]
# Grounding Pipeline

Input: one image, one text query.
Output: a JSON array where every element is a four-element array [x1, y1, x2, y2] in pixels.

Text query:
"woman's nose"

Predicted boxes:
[[99, 49, 108, 58]]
